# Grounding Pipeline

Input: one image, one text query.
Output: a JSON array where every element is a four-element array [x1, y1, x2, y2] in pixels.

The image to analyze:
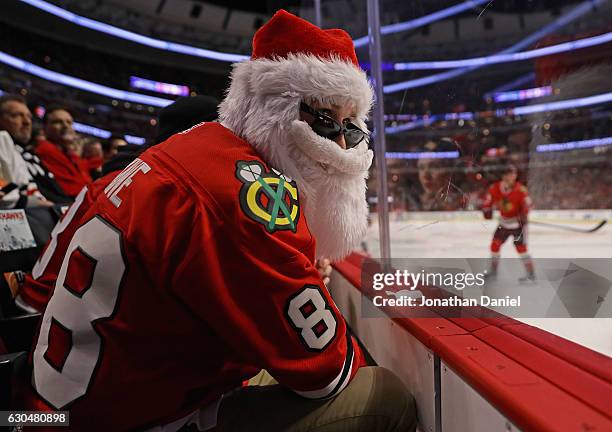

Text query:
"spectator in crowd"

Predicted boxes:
[[416, 138, 466, 211], [35, 106, 92, 197], [0, 95, 54, 208], [4, 95, 221, 313], [102, 134, 128, 162], [82, 138, 104, 179], [71, 134, 85, 158]]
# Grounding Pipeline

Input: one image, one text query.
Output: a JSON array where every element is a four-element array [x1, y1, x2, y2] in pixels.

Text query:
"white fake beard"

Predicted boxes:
[[217, 55, 375, 260], [276, 120, 373, 261]]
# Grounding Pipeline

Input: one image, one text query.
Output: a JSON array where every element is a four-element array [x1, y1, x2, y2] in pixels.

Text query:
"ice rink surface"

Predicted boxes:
[[365, 213, 612, 357]]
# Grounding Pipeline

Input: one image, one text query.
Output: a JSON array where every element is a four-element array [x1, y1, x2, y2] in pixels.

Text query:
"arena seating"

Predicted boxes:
[[0, 351, 27, 411], [0, 206, 53, 410], [0, 207, 55, 411], [0, 206, 62, 274]]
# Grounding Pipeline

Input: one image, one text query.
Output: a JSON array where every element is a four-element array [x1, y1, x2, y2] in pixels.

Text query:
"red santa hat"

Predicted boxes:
[[252, 10, 359, 67], [219, 10, 373, 139]]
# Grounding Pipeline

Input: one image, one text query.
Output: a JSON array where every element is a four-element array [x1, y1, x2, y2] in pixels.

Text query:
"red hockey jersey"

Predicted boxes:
[[35, 140, 92, 198], [25, 122, 362, 431], [18, 173, 120, 313], [482, 181, 532, 228]]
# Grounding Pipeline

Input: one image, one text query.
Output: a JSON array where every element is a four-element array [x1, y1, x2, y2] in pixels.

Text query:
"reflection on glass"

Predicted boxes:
[[365, 3, 611, 264]]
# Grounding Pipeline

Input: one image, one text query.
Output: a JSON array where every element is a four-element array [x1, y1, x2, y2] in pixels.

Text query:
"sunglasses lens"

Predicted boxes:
[[300, 104, 367, 148], [311, 116, 341, 139], [344, 124, 366, 148]]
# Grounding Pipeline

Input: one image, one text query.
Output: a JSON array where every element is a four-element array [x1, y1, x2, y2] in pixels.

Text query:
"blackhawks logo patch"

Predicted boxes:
[[235, 160, 300, 233]]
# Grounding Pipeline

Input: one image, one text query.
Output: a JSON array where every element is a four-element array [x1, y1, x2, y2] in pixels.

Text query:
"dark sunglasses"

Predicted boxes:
[[299, 103, 369, 149]]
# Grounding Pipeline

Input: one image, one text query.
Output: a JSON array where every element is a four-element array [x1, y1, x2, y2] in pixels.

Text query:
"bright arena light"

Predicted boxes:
[[0, 51, 173, 107], [393, 31, 612, 71], [73, 122, 111, 139], [73, 122, 147, 144], [130, 76, 190, 97], [352, 0, 490, 47], [22, 0, 489, 53], [386, 151, 460, 159], [536, 136, 612, 152], [385, 89, 612, 135], [384, 0, 604, 93], [18, 0, 249, 63]]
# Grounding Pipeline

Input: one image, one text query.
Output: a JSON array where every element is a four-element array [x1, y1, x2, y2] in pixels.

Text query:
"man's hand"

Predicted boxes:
[[316, 258, 332, 286], [37, 197, 55, 207], [482, 208, 492, 220]]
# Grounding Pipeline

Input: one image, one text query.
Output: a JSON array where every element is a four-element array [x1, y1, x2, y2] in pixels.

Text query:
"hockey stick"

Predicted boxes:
[[530, 219, 607, 233]]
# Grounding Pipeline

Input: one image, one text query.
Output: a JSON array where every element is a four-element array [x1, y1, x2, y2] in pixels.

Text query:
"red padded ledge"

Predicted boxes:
[[335, 254, 504, 333], [502, 323, 612, 384], [333, 254, 467, 348], [433, 334, 612, 431], [335, 253, 609, 380], [333, 259, 362, 289], [334, 252, 612, 428], [393, 316, 467, 348], [473, 326, 612, 419]]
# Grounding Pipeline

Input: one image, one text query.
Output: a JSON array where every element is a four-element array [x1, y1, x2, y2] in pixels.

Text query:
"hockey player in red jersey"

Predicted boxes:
[[23, 10, 416, 432], [482, 164, 535, 282]]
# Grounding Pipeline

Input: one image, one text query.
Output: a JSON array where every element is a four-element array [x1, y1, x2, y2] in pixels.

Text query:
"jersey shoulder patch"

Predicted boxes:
[[235, 160, 300, 233]]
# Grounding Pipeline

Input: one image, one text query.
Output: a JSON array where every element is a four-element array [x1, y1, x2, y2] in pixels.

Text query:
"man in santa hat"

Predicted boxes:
[[24, 10, 416, 432]]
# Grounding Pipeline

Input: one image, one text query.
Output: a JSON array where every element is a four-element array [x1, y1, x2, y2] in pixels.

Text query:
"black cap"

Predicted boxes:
[[102, 144, 145, 175], [155, 95, 219, 144]]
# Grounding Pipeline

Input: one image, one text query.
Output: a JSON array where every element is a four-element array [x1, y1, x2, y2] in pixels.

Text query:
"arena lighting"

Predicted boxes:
[[73, 121, 111, 139], [352, 0, 490, 47], [124, 135, 147, 145], [385, 137, 612, 159], [129, 76, 190, 97], [385, 119, 433, 134], [384, 0, 604, 93], [536, 136, 612, 152], [484, 72, 536, 99], [385, 89, 612, 135], [393, 30, 612, 70], [493, 86, 552, 103], [73, 122, 147, 144], [386, 151, 459, 159], [22, 0, 487, 54], [0, 51, 173, 107], [18, 0, 249, 63], [513, 90, 612, 115]]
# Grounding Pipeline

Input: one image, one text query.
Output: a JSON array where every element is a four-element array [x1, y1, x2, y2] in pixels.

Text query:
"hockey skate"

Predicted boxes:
[[483, 269, 497, 279], [518, 273, 536, 284]]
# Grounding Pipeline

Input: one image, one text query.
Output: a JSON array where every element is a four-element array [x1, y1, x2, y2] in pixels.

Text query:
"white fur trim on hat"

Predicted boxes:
[[219, 53, 373, 135]]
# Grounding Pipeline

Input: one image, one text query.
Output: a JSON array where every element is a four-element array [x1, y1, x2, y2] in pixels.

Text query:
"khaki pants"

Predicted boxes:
[[211, 367, 417, 432]]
